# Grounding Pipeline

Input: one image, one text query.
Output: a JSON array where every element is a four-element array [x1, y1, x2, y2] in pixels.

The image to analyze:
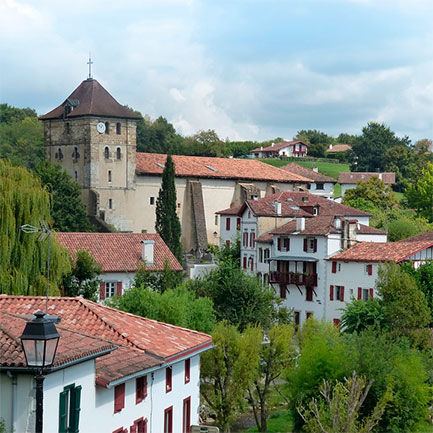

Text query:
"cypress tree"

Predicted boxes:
[[0, 159, 71, 295], [155, 155, 182, 262]]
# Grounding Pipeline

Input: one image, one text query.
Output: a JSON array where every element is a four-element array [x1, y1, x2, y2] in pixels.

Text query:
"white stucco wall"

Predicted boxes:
[[219, 215, 241, 247], [308, 182, 334, 198]]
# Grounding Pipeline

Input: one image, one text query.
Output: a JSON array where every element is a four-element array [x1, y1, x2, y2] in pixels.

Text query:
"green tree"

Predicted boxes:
[[183, 129, 227, 157], [0, 103, 37, 123], [155, 155, 182, 261], [0, 160, 70, 295], [132, 260, 182, 293], [107, 285, 215, 333], [382, 144, 414, 191], [247, 324, 295, 432], [34, 161, 92, 232], [405, 162, 433, 222], [342, 176, 397, 211], [341, 298, 385, 334], [294, 129, 335, 158], [61, 250, 102, 300], [351, 122, 410, 172], [200, 322, 261, 432], [298, 372, 391, 433]]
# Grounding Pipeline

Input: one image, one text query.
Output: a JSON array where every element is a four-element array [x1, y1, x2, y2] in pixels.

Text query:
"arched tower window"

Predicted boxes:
[[108, 170, 112, 182], [116, 123, 121, 135], [116, 147, 121, 160], [73, 146, 79, 160], [104, 147, 110, 159], [57, 148, 63, 160], [105, 122, 110, 134]]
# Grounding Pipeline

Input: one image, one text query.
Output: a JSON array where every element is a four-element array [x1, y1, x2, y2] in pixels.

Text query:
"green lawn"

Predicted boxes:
[[259, 158, 350, 180], [244, 411, 294, 433]]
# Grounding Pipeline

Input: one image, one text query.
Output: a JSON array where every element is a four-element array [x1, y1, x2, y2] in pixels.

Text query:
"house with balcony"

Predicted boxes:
[[56, 232, 183, 301], [280, 163, 336, 198], [326, 239, 433, 325], [250, 141, 309, 159], [0, 295, 212, 433]]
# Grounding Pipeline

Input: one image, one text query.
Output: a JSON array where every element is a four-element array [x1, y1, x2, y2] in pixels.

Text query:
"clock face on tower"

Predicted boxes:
[[97, 122, 106, 134]]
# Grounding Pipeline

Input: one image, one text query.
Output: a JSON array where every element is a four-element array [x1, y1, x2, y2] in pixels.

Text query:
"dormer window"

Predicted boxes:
[[104, 147, 110, 159], [64, 105, 72, 116], [313, 206, 319, 216], [105, 122, 110, 134]]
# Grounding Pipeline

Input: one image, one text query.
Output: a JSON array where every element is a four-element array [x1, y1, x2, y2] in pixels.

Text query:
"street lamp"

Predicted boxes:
[[20, 310, 60, 433]]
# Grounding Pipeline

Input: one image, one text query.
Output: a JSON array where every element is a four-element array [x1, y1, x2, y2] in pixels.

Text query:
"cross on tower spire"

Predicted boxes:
[[87, 54, 93, 79]]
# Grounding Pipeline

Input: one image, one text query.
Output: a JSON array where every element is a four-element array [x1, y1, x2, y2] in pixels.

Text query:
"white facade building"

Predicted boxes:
[[250, 141, 309, 158], [338, 172, 396, 197]]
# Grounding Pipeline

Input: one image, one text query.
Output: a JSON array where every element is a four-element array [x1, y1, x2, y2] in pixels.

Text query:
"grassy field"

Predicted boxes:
[[259, 158, 350, 180], [243, 411, 294, 433]]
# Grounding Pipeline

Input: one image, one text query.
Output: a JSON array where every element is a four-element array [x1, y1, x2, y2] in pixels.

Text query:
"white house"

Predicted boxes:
[[56, 232, 183, 300], [326, 239, 433, 325], [250, 141, 309, 159], [338, 172, 395, 196], [0, 295, 212, 433], [280, 163, 336, 199]]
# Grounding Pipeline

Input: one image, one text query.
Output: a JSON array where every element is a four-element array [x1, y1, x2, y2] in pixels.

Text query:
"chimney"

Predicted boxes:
[[141, 239, 155, 265], [260, 146, 263, 150], [329, 144, 333, 150], [275, 202, 282, 216], [378, 173, 382, 180], [271, 142, 275, 147], [296, 217, 305, 231], [334, 216, 341, 229], [313, 167, 319, 173]]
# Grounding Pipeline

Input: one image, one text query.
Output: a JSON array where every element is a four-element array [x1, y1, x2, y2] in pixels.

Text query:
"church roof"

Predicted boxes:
[[136, 153, 312, 183], [40, 79, 141, 120]]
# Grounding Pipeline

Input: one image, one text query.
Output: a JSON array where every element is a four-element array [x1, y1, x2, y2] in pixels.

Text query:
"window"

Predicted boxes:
[[105, 121, 110, 134], [226, 217, 231, 231], [116, 122, 121, 135], [333, 318, 341, 327], [250, 257, 254, 272], [104, 147, 110, 159], [280, 285, 286, 299], [133, 418, 147, 433], [215, 215, 218, 225], [306, 312, 313, 319], [108, 170, 112, 182], [136, 376, 147, 404], [150, 197, 155, 205], [114, 383, 125, 413], [73, 146, 79, 160], [264, 249, 270, 261], [116, 147, 121, 160], [59, 383, 81, 433], [357, 287, 372, 301], [105, 282, 116, 298], [65, 122, 70, 134], [259, 248, 263, 263], [306, 287, 313, 302], [108, 198, 113, 209], [331, 261, 337, 273], [338, 263, 341, 272], [294, 311, 300, 328], [248, 211, 251, 219], [56, 148, 63, 161], [74, 171, 78, 181], [316, 182, 324, 190], [242, 231, 248, 247], [304, 237, 317, 253], [185, 359, 190, 383], [164, 407, 173, 433], [249, 231, 255, 247], [236, 218, 241, 230], [243, 256, 247, 269], [313, 206, 319, 216], [225, 240, 231, 248], [365, 264, 373, 275], [166, 367, 172, 393], [183, 397, 191, 433], [335, 285, 344, 301]]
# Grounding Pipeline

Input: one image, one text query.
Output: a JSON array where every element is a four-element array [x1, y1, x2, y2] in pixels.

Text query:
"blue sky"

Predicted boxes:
[[0, 0, 432, 142]]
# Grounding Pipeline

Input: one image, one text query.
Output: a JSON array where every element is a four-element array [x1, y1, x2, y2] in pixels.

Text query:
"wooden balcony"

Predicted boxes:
[[269, 272, 317, 287]]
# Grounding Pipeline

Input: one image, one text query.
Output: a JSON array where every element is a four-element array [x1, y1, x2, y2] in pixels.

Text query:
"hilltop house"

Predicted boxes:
[[250, 141, 309, 159], [40, 78, 310, 254], [280, 163, 336, 199], [338, 172, 395, 196], [0, 295, 212, 433], [56, 232, 182, 300], [326, 144, 352, 155], [326, 239, 433, 324]]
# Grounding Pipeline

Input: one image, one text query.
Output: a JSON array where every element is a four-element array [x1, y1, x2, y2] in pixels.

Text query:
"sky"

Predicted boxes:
[[0, 0, 432, 142]]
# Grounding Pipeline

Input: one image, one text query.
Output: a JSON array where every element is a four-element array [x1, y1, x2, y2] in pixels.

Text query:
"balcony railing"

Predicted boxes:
[[269, 272, 317, 287]]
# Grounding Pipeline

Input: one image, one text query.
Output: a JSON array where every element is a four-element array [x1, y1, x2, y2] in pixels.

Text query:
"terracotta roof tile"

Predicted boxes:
[[330, 240, 433, 262], [338, 172, 395, 184], [215, 205, 243, 216], [40, 79, 141, 120], [0, 311, 115, 368], [251, 141, 309, 153], [0, 296, 212, 361], [397, 231, 433, 242], [326, 144, 352, 153], [56, 232, 182, 272], [357, 224, 387, 235], [245, 191, 371, 218], [280, 163, 336, 183], [255, 232, 273, 243], [271, 216, 339, 236], [136, 153, 311, 183]]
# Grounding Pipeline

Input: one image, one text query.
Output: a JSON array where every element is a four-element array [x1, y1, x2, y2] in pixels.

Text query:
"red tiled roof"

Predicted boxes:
[[251, 141, 309, 153], [56, 232, 182, 272], [244, 191, 371, 218], [135, 153, 311, 183], [271, 216, 339, 236], [0, 296, 212, 361], [255, 232, 273, 243], [357, 224, 387, 235], [215, 205, 243, 216], [397, 231, 433, 242], [281, 163, 336, 183], [326, 144, 352, 153], [330, 240, 433, 262], [0, 311, 115, 368], [338, 172, 395, 184], [40, 79, 141, 120]]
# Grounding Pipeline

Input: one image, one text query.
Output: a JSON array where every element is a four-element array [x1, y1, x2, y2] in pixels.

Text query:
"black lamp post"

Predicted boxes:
[[20, 310, 60, 433]]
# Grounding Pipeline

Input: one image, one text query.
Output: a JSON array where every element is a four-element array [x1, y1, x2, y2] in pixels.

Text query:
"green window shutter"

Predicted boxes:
[[71, 385, 82, 433], [59, 390, 68, 433]]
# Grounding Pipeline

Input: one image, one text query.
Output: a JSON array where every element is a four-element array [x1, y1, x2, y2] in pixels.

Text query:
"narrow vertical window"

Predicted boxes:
[[150, 197, 155, 205], [74, 171, 78, 181], [226, 217, 231, 231], [164, 407, 173, 433], [108, 170, 112, 182], [114, 383, 125, 413], [65, 122, 70, 134], [116, 122, 121, 134], [116, 147, 121, 160], [182, 397, 191, 433], [136, 376, 147, 404], [109, 199, 113, 209], [105, 121, 110, 134], [184, 359, 190, 383], [104, 147, 110, 159], [166, 367, 172, 393]]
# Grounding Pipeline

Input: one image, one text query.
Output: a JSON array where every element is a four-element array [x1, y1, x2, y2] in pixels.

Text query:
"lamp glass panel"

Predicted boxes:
[[44, 338, 59, 366], [22, 339, 45, 366]]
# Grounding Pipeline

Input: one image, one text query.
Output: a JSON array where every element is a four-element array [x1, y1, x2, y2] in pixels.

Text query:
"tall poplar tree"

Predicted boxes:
[[0, 160, 70, 295], [155, 155, 182, 261]]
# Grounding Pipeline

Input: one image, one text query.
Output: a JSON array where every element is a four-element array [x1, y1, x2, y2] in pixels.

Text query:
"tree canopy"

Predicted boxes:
[[405, 162, 433, 222]]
